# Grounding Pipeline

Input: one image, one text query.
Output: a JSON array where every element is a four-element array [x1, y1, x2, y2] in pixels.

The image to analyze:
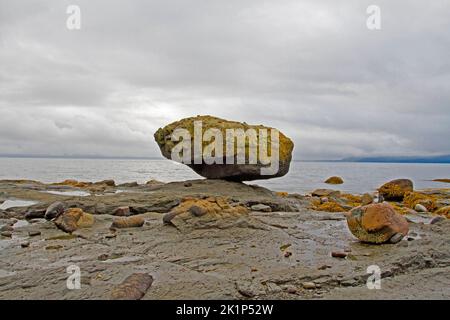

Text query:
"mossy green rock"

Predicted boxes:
[[154, 115, 294, 181]]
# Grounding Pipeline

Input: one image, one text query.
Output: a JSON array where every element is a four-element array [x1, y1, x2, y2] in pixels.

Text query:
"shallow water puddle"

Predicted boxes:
[[0, 200, 37, 210], [43, 190, 90, 197]]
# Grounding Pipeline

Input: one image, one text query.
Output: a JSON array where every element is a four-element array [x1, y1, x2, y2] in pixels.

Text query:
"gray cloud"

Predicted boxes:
[[0, 0, 449, 159]]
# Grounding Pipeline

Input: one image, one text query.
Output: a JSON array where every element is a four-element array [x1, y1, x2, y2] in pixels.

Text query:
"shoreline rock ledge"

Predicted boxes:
[[154, 115, 294, 181]]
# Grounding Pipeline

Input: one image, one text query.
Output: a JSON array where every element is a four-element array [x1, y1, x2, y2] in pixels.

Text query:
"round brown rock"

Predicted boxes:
[[346, 203, 409, 244]]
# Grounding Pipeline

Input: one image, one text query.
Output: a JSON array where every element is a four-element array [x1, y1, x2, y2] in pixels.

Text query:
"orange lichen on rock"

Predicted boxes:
[[53, 179, 93, 188], [340, 193, 362, 207], [403, 192, 437, 212], [275, 192, 289, 198], [388, 202, 410, 215], [313, 202, 347, 213]]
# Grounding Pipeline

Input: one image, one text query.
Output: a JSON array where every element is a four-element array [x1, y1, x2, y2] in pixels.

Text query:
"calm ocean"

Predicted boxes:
[[0, 157, 449, 194]]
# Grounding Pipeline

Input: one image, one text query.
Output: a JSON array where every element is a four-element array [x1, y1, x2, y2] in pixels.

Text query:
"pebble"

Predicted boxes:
[[28, 231, 41, 237], [414, 204, 428, 213], [284, 251, 292, 258], [331, 251, 347, 258], [318, 264, 332, 270], [20, 241, 30, 248], [1, 231, 12, 238], [284, 286, 297, 294], [302, 282, 316, 289]]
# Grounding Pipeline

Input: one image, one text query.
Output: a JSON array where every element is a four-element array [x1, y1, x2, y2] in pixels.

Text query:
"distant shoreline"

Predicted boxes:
[[0, 155, 450, 164]]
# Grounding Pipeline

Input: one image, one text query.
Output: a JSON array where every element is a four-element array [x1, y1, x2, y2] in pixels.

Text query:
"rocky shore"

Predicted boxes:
[[0, 178, 449, 299]]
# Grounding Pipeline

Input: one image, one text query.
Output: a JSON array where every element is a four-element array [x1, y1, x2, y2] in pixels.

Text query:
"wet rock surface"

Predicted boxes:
[[0, 179, 449, 299]]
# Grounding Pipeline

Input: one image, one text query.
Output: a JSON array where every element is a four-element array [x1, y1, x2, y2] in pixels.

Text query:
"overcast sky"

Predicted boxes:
[[0, 0, 449, 160]]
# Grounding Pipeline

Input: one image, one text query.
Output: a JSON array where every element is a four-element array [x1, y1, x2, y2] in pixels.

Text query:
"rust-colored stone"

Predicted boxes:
[[346, 203, 409, 244]]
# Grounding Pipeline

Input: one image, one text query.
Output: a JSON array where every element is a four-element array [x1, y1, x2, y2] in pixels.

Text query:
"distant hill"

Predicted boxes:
[[341, 154, 450, 164]]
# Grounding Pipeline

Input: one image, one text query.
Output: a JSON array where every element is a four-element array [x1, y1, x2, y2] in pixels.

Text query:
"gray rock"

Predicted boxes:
[[250, 204, 272, 212], [45, 202, 66, 220], [430, 216, 445, 225]]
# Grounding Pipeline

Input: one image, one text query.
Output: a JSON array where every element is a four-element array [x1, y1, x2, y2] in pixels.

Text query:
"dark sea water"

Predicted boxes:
[[0, 157, 449, 194]]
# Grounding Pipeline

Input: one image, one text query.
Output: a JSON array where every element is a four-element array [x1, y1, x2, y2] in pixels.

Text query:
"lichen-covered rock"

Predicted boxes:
[[54, 208, 95, 233], [378, 179, 413, 201], [403, 192, 436, 212], [154, 115, 294, 181], [163, 196, 248, 225], [111, 216, 145, 228], [324, 176, 344, 184], [346, 203, 409, 244], [110, 273, 153, 300]]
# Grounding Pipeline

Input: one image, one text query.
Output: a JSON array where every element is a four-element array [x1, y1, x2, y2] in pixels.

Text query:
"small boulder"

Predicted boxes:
[[54, 208, 95, 233], [324, 176, 344, 185], [111, 216, 145, 229], [45, 202, 66, 220], [378, 179, 413, 201], [346, 203, 409, 244]]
